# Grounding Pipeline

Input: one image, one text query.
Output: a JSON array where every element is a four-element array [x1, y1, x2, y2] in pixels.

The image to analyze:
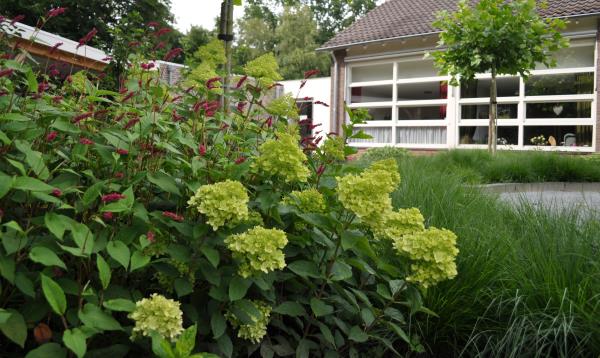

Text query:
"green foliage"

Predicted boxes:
[[356, 152, 600, 356], [431, 0, 568, 85], [0, 14, 459, 357]]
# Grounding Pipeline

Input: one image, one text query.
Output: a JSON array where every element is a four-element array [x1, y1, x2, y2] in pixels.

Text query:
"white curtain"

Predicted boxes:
[[350, 127, 392, 143], [397, 127, 446, 144]]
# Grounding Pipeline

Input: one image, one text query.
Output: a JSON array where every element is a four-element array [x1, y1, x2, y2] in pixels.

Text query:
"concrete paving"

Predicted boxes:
[[479, 183, 600, 214]]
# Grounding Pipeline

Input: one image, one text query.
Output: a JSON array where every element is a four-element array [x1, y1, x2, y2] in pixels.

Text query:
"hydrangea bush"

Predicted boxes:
[[0, 12, 458, 357]]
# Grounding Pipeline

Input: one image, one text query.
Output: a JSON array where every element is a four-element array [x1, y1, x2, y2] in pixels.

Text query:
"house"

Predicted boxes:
[[279, 77, 332, 137], [317, 0, 600, 152]]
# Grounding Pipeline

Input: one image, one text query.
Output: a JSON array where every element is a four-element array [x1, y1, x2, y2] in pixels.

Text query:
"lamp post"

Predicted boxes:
[[218, 0, 234, 114]]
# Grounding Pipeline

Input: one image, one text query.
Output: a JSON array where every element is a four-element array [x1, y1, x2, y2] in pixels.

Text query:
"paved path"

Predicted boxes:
[[480, 183, 600, 214]]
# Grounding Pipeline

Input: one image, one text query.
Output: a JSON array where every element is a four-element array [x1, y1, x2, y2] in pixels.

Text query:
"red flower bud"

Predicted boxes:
[[0, 69, 14, 78], [114, 172, 124, 179], [162, 211, 184, 222], [77, 28, 97, 49], [235, 156, 246, 165], [102, 212, 114, 221], [304, 69, 320, 79], [317, 165, 326, 176], [79, 137, 94, 145], [101, 193, 126, 203], [199, 144, 206, 156], [46, 131, 58, 141], [51, 188, 62, 197], [147, 231, 156, 243], [116, 148, 129, 155], [235, 75, 248, 89], [46, 7, 67, 18]]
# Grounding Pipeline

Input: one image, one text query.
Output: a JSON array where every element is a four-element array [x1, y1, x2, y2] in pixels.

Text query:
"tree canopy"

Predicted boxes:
[[431, 0, 568, 153]]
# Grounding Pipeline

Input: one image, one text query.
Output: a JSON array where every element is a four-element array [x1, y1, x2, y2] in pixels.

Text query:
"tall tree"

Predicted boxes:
[[431, 0, 567, 154], [0, 0, 176, 51], [245, 0, 378, 44], [180, 25, 212, 59]]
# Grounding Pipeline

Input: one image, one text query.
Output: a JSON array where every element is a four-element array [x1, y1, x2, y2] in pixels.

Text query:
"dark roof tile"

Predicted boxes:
[[321, 0, 600, 50]]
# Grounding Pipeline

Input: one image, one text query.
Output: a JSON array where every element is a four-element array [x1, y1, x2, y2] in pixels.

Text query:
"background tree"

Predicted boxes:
[[431, 0, 568, 154], [180, 25, 212, 60], [245, 0, 379, 44], [0, 0, 180, 57]]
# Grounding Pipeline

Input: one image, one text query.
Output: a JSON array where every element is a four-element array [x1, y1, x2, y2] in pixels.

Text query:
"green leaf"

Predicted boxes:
[[0, 309, 26, 348], [13, 176, 53, 192], [130, 250, 150, 272], [317, 322, 336, 348], [217, 334, 233, 358], [44, 213, 71, 240], [63, 328, 87, 358], [79, 303, 122, 331], [0, 309, 12, 324], [174, 278, 193, 297], [229, 276, 252, 301], [310, 298, 333, 317], [288, 260, 321, 278], [200, 246, 219, 268], [82, 181, 105, 206], [361, 308, 375, 326], [330, 261, 352, 281], [70, 223, 94, 256], [14, 140, 49, 180], [387, 322, 411, 344], [0, 175, 13, 199], [147, 171, 181, 196], [273, 301, 306, 317], [29, 246, 67, 269], [103, 299, 136, 312], [96, 255, 111, 290], [25, 67, 38, 92], [107, 240, 130, 270], [41, 274, 67, 315], [25, 343, 67, 358], [389, 280, 405, 295], [176, 324, 197, 357], [0, 113, 30, 122], [348, 326, 368, 343], [0, 255, 16, 283], [211, 311, 227, 339]]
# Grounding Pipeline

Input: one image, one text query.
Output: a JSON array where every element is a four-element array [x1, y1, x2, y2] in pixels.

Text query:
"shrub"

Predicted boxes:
[[0, 14, 458, 357]]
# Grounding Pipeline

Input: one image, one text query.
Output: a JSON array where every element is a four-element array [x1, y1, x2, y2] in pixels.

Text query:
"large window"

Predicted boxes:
[[347, 38, 596, 151]]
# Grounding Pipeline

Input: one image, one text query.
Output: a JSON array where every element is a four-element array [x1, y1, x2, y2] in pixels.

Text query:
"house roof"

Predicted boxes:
[[319, 0, 600, 51]]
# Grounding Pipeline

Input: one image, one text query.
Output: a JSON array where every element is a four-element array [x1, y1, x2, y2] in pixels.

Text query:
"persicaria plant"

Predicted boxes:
[[0, 10, 458, 358]]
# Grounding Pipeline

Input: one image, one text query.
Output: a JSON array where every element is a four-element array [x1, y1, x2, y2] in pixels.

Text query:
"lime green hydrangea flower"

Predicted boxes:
[[243, 53, 282, 87], [283, 188, 326, 213], [321, 136, 346, 161], [336, 159, 400, 225], [254, 132, 310, 183], [188, 180, 249, 230], [373, 208, 425, 240], [227, 300, 272, 343], [129, 294, 183, 342], [266, 94, 299, 119], [393, 227, 459, 288], [225, 226, 288, 278]]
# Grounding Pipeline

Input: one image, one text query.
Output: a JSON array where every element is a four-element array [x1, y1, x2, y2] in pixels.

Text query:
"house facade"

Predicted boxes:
[[319, 0, 600, 152]]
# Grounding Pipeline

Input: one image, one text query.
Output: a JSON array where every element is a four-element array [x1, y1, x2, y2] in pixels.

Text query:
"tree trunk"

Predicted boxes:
[[488, 68, 498, 154]]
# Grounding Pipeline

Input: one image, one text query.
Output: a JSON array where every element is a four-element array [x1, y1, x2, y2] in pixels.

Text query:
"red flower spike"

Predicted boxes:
[[235, 75, 248, 89], [235, 157, 246, 165], [317, 165, 326, 176], [162, 211, 184, 222], [101, 193, 126, 203], [77, 28, 97, 49], [102, 212, 114, 221], [199, 144, 206, 156], [46, 131, 58, 141], [315, 101, 329, 107], [102, 56, 113, 61], [51, 188, 62, 197], [154, 27, 172, 37], [206, 77, 221, 89], [11, 15, 25, 26], [304, 69, 320, 79], [237, 102, 246, 112], [147, 21, 160, 28], [49, 42, 63, 54], [52, 96, 62, 103], [121, 91, 135, 103], [299, 79, 307, 89], [171, 95, 183, 103], [114, 172, 124, 179], [163, 47, 183, 61], [124, 118, 140, 130], [147, 231, 156, 243], [72, 112, 93, 124], [79, 137, 94, 145], [0, 69, 14, 78], [46, 7, 67, 18], [116, 148, 129, 155], [153, 41, 166, 50], [265, 117, 273, 128]]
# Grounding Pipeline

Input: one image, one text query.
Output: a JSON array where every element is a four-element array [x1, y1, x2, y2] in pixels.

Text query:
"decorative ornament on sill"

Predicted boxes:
[[552, 105, 563, 117]]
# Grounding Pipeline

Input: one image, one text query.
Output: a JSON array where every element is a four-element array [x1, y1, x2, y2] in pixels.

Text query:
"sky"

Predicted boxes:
[[171, 0, 247, 33]]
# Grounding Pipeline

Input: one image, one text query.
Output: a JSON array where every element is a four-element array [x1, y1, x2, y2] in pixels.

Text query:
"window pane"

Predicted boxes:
[[397, 60, 438, 79], [526, 102, 591, 119], [397, 81, 448, 100], [397, 127, 446, 144], [536, 45, 595, 70], [525, 72, 594, 96], [364, 107, 393, 121], [459, 126, 518, 145], [461, 77, 520, 98], [461, 104, 518, 119], [349, 127, 392, 144], [524, 125, 593, 147], [351, 64, 393, 82], [398, 106, 447, 120], [351, 85, 393, 103]]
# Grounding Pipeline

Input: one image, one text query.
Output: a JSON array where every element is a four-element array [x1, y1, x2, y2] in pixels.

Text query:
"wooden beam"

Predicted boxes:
[[11, 39, 107, 72]]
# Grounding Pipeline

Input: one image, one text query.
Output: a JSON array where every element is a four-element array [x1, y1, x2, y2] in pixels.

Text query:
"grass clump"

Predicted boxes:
[[366, 156, 600, 357], [385, 149, 600, 184]]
